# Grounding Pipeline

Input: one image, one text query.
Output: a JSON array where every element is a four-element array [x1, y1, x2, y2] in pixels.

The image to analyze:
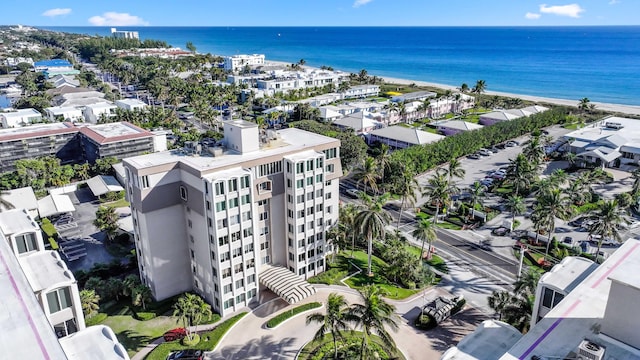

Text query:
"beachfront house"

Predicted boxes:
[[391, 91, 437, 103], [333, 112, 383, 136], [0, 108, 42, 128], [341, 85, 380, 99], [435, 120, 483, 136], [478, 110, 522, 126], [368, 126, 444, 149], [45, 106, 84, 122], [115, 99, 147, 112]]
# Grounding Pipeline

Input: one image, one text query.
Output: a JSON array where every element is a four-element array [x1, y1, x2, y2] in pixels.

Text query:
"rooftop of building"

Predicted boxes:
[[441, 320, 522, 360], [480, 110, 522, 121], [19, 250, 75, 292], [436, 120, 484, 131], [0, 108, 41, 117], [34, 59, 72, 68], [0, 234, 68, 359], [0, 122, 77, 142], [115, 98, 146, 106], [500, 239, 640, 360], [0, 208, 39, 235], [564, 116, 640, 142], [124, 126, 339, 173], [86, 102, 117, 110], [0, 186, 37, 211], [539, 256, 598, 293], [79, 121, 152, 144], [59, 325, 129, 360], [46, 105, 82, 114], [370, 125, 445, 145]]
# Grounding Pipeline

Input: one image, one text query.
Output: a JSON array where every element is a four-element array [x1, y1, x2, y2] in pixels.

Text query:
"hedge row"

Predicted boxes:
[[266, 302, 322, 328]]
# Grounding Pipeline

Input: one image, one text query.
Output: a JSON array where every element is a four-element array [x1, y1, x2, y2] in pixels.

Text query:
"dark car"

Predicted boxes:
[[468, 153, 481, 160], [163, 328, 187, 342], [167, 349, 203, 360]]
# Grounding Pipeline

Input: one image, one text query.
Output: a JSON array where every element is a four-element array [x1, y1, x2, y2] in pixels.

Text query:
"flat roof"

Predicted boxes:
[[34, 59, 72, 67], [0, 186, 37, 211], [539, 256, 598, 293], [0, 236, 68, 359], [19, 250, 74, 292], [46, 106, 82, 115], [564, 116, 640, 143], [59, 325, 129, 360], [79, 122, 152, 144], [124, 127, 339, 173], [0, 209, 39, 236], [441, 320, 522, 360], [115, 98, 146, 106], [0, 108, 41, 117], [500, 239, 640, 360], [0, 122, 77, 142]]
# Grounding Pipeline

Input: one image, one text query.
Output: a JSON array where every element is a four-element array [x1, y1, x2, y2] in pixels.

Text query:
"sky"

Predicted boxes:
[[2, 1, 638, 27]]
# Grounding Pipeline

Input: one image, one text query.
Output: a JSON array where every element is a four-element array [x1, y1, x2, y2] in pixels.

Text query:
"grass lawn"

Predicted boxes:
[[463, 115, 480, 123], [298, 331, 406, 360], [145, 313, 247, 360], [563, 123, 580, 130], [406, 246, 449, 273], [103, 198, 130, 208], [343, 251, 420, 300], [307, 260, 350, 285], [423, 127, 438, 134]]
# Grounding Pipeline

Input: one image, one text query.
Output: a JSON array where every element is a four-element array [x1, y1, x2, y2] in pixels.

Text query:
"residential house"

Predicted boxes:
[[435, 120, 483, 136], [391, 91, 437, 103], [83, 102, 117, 123], [478, 110, 522, 126], [45, 106, 84, 122], [342, 85, 380, 99], [49, 74, 80, 89], [0, 108, 42, 128], [115, 99, 147, 112], [333, 112, 383, 136], [368, 125, 444, 149]]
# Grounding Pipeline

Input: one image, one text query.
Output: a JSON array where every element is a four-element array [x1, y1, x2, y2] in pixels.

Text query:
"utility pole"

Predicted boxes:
[[518, 244, 526, 280]]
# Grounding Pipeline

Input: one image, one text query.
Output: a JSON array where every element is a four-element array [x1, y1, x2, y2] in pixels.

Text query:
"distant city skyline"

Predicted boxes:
[[1, 1, 638, 27]]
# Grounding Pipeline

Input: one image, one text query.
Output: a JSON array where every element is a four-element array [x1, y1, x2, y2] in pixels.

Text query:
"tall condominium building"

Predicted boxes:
[[123, 120, 341, 316]]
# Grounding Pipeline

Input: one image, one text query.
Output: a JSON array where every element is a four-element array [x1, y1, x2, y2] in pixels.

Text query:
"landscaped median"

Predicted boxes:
[[297, 331, 406, 360], [144, 312, 247, 360], [266, 302, 322, 329]]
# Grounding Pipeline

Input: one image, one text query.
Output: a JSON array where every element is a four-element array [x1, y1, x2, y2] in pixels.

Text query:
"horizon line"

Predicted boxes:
[[27, 24, 640, 28]]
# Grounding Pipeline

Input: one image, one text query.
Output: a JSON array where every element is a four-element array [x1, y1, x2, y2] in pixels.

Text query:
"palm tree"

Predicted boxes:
[[523, 135, 546, 167], [349, 285, 400, 359], [513, 269, 541, 296], [444, 158, 465, 183], [132, 284, 153, 310], [472, 80, 486, 94], [392, 169, 419, 229], [422, 172, 455, 224], [375, 144, 392, 184], [505, 195, 526, 228], [80, 289, 101, 317], [354, 193, 392, 276], [503, 295, 533, 333], [578, 97, 591, 112], [306, 293, 353, 359], [534, 189, 572, 257], [172, 293, 212, 341], [353, 157, 380, 195], [488, 290, 511, 321], [630, 168, 640, 200], [339, 203, 358, 256], [93, 206, 120, 242], [459, 83, 470, 93], [412, 218, 437, 260], [564, 152, 578, 169], [506, 154, 536, 196], [588, 200, 626, 262]]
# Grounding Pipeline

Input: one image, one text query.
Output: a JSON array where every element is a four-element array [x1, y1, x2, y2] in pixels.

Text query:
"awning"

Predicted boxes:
[[38, 194, 75, 218], [86, 175, 124, 197], [577, 148, 621, 163], [260, 265, 316, 304]]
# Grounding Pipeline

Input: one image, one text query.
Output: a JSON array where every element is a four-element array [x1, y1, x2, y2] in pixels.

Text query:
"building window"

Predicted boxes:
[[307, 192, 314, 201], [258, 199, 268, 206], [233, 247, 242, 258], [297, 194, 305, 204], [259, 212, 268, 221], [296, 162, 304, 174], [325, 192, 332, 200], [298, 224, 305, 233], [262, 255, 270, 264], [217, 219, 228, 229], [215, 182, 225, 195], [296, 179, 304, 188], [140, 175, 149, 189], [316, 203, 323, 212], [316, 174, 323, 183], [243, 227, 253, 238], [228, 179, 238, 192], [244, 243, 254, 253], [298, 253, 306, 262], [316, 158, 324, 169], [206, 200, 211, 210], [228, 198, 239, 208], [247, 274, 256, 284], [306, 160, 314, 172], [316, 232, 324, 241], [241, 194, 251, 205], [260, 227, 269, 236], [326, 164, 334, 173], [287, 194, 293, 203], [542, 287, 554, 308], [15, 233, 38, 254], [324, 148, 337, 159], [258, 161, 283, 177], [241, 176, 250, 189], [287, 179, 292, 188], [308, 262, 315, 271], [46, 287, 72, 314], [298, 267, 306, 275], [222, 267, 231, 278], [179, 186, 188, 201], [223, 284, 232, 294], [288, 209, 294, 218], [242, 211, 252, 222], [216, 201, 226, 212], [306, 177, 313, 186], [187, 219, 192, 228], [258, 181, 272, 192], [236, 279, 244, 289], [231, 231, 241, 242], [316, 189, 323, 198], [229, 214, 240, 226], [224, 298, 234, 309], [234, 263, 243, 274]]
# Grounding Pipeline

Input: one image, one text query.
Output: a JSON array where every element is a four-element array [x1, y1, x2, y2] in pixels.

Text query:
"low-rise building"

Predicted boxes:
[[478, 110, 522, 125], [45, 106, 84, 122], [368, 125, 444, 149], [49, 74, 80, 88], [0, 108, 43, 128], [435, 120, 483, 136], [224, 54, 266, 72], [333, 112, 384, 136], [391, 90, 437, 103], [79, 122, 160, 163], [342, 85, 380, 99], [115, 98, 147, 112], [83, 102, 118, 123], [0, 186, 38, 218]]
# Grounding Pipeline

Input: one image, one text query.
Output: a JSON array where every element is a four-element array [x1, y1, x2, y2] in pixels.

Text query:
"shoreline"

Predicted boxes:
[[265, 60, 640, 116]]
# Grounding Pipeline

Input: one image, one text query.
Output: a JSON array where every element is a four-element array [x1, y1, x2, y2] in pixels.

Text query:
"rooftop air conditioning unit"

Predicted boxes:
[[577, 340, 605, 360]]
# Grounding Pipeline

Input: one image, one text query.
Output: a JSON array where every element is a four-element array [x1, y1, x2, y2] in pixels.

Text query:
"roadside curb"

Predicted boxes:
[[265, 302, 324, 330]]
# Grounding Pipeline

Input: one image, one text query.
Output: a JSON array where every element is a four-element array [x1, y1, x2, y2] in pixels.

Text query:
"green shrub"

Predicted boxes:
[[266, 302, 322, 328], [134, 312, 157, 321], [85, 312, 108, 326], [41, 218, 58, 239], [181, 334, 200, 346], [48, 237, 59, 250], [451, 298, 467, 315], [414, 314, 437, 330]]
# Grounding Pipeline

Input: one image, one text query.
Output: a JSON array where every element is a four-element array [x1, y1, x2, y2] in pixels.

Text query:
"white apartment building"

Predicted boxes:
[[123, 120, 341, 316], [224, 54, 266, 72], [83, 102, 118, 123], [0, 209, 129, 359], [115, 98, 147, 112], [0, 108, 42, 128], [342, 84, 380, 99], [110, 27, 139, 39], [45, 105, 84, 122]]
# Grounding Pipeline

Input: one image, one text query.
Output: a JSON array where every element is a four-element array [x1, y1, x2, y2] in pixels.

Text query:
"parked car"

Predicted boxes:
[[345, 188, 360, 199], [468, 153, 481, 160], [478, 148, 492, 156], [480, 178, 494, 187], [505, 141, 519, 147], [163, 328, 187, 342], [562, 236, 577, 247], [167, 350, 203, 360]]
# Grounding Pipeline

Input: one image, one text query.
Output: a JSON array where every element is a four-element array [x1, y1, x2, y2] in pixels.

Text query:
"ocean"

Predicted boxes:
[[41, 26, 640, 106]]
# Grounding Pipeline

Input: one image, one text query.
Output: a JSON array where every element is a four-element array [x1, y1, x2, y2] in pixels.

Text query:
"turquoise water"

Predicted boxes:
[[42, 26, 640, 106]]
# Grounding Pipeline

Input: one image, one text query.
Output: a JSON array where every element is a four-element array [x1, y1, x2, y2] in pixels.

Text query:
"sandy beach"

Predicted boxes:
[[265, 60, 640, 116]]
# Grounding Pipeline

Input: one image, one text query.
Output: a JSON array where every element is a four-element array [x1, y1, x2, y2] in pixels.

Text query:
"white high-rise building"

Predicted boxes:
[[123, 120, 341, 316]]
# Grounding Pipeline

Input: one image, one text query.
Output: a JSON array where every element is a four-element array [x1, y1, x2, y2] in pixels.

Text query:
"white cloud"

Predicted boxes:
[[525, 12, 541, 19], [88, 12, 149, 26], [539, 4, 585, 18], [353, 0, 373, 8], [42, 8, 72, 17]]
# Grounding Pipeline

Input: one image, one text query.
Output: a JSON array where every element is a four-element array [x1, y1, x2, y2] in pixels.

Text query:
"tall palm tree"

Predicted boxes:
[[375, 144, 392, 185], [444, 158, 465, 183], [349, 285, 400, 359], [422, 172, 455, 224], [412, 218, 437, 261], [513, 269, 541, 296], [488, 290, 511, 321], [523, 135, 546, 167], [392, 169, 419, 229], [459, 83, 470, 93], [505, 195, 526, 228], [534, 189, 572, 257], [339, 203, 358, 257], [79, 289, 101, 317], [472, 80, 486, 94], [503, 295, 533, 333], [172, 293, 212, 341], [353, 157, 379, 195], [588, 200, 626, 262], [506, 154, 536, 196], [306, 293, 353, 359], [354, 193, 392, 276], [578, 97, 591, 112]]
